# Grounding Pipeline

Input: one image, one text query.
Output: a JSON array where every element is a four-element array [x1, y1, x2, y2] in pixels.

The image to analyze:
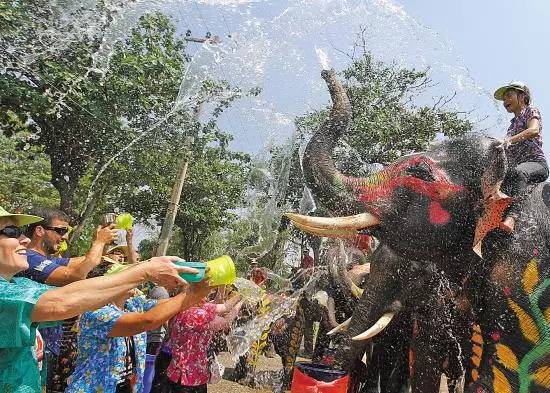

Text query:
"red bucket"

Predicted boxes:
[[291, 362, 349, 393]]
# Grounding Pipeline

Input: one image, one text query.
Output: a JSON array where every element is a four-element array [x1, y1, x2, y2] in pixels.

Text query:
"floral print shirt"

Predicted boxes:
[[167, 302, 217, 386], [66, 295, 156, 393], [506, 106, 545, 166]]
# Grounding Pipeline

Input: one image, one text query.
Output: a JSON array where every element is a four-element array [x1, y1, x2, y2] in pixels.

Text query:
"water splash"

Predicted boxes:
[[226, 266, 323, 359], [315, 46, 331, 70]]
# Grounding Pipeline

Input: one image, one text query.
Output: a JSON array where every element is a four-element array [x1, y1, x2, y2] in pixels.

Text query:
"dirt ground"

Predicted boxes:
[[209, 352, 286, 393], [209, 352, 451, 393]]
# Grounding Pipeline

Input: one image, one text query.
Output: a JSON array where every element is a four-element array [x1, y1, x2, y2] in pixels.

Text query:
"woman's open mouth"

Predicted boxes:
[[15, 248, 27, 256]]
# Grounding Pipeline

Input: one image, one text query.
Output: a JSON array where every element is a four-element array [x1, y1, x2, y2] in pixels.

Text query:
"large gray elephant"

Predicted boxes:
[[288, 69, 550, 393]]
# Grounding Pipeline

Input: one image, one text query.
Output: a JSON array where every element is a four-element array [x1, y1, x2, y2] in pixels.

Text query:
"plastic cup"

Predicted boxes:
[[175, 261, 206, 282], [115, 213, 134, 230], [206, 255, 236, 286], [58, 240, 67, 253]]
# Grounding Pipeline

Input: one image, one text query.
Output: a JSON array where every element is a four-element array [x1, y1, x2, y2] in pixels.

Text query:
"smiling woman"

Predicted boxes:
[[0, 205, 202, 393]]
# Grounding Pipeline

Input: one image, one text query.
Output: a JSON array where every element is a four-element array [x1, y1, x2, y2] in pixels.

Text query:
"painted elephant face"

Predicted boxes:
[[289, 70, 510, 261], [291, 136, 508, 261]]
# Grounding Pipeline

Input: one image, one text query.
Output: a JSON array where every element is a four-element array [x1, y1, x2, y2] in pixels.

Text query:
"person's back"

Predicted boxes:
[[67, 295, 154, 393]]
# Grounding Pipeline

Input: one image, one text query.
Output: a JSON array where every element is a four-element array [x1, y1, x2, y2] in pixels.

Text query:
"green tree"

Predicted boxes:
[[0, 128, 59, 210], [296, 50, 472, 174]]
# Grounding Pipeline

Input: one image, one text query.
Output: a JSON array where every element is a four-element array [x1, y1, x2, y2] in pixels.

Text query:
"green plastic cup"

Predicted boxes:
[[115, 213, 134, 230], [175, 261, 206, 283], [206, 255, 236, 286], [58, 240, 67, 253]]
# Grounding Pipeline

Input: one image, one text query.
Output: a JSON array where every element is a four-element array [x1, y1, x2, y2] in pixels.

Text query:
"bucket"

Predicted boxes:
[[291, 362, 348, 393], [206, 255, 236, 286], [175, 261, 207, 282], [142, 354, 156, 393]]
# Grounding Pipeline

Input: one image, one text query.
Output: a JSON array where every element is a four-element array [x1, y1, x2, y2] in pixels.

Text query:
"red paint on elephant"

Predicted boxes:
[[428, 201, 451, 225], [354, 156, 464, 206]]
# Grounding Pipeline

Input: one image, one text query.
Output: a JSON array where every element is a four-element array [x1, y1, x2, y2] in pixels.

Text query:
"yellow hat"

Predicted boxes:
[[0, 206, 43, 227], [106, 245, 129, 256], [494, 81, 531, 101]]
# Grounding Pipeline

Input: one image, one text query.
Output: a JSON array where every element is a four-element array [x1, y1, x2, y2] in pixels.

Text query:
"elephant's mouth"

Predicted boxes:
[[285, 212, 380, 238]]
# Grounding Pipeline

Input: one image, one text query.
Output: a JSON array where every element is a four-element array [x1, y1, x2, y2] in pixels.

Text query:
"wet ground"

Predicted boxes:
[[210, 352, 284, 393], [210, 352, 452, 393]]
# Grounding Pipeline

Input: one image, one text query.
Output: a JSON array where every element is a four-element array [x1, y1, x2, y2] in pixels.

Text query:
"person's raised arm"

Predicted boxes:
[[215, 293, 241, 314], [45, 225, 117, 286], [108, 280, 211, 337], [209, 300, 243, 332], [125, 228, 140, 265], [213, 285, 226, 304], [32, 256, 197, 322]]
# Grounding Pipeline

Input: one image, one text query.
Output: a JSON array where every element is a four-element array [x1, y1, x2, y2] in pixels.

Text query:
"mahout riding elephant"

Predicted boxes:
[[288, 69, 550, 393]]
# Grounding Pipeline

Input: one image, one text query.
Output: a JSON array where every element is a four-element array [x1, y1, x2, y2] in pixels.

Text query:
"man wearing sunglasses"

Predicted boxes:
[[21, 207, 117, 286]]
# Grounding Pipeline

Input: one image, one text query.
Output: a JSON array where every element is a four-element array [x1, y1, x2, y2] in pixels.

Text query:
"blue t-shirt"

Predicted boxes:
[[20, 249, 70, 284]]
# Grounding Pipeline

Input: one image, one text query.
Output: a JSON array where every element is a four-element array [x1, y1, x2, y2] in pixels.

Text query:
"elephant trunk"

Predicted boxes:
[[303, 70, 362, 214], [326, 241, 366, 302]]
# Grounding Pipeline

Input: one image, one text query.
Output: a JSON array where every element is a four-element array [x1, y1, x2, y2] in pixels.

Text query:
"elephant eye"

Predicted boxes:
[[403, 163, 435, 182]]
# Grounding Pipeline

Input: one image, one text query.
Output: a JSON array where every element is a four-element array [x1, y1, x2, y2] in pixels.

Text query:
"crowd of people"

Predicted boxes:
[[0, 206, 244, 393]]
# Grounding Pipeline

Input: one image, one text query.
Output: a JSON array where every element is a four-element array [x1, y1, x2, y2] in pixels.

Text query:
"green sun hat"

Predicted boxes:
[[494, 81, 531, 101], [106, 245, 129, 256], [0, 206, 43, 227]]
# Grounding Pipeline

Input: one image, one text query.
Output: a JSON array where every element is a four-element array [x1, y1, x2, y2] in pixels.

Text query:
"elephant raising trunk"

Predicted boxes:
[[304, 70, 362, 215], [298, 70, 383, 240]]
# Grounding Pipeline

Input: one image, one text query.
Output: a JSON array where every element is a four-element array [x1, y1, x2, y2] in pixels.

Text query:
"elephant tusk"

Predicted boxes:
[[351, 282, 364, 298], [290, 221, 358, 238], [285, 212, 380, 231], [327, 317, 352, 335], [351, 312, 395, 341]]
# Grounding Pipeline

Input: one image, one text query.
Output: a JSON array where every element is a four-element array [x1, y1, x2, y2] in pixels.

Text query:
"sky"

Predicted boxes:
[[159, 0, 550, 159], [399, 0, 550, 158]]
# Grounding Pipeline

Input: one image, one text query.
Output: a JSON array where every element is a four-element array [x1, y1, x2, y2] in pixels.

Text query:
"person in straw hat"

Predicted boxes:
[[493, 81, 548, 232]]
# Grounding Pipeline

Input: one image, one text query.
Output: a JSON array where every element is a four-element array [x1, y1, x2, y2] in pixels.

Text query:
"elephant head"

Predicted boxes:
[[289, 70, 550, 393]]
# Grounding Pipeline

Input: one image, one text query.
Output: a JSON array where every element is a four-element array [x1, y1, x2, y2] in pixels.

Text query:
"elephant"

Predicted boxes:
[[287, 69, 550, 393], [276, 240, 371, 390], [232, 241, 371, 391]]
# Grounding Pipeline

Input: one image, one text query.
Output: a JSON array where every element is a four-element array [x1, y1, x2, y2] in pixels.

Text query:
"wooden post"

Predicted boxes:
[[156, 155, 190, 256], [156, 104, 202, 256]]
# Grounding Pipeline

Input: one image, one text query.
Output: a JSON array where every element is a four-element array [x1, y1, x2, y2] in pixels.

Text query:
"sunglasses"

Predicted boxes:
[[42, 225, 70, 236], [0, 226, 24, 239]]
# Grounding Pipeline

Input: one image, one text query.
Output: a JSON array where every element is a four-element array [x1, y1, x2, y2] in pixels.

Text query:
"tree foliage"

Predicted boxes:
[[296, 50, 473, 175], [1, 7, 254, 258], [0, 129, 59, 210]]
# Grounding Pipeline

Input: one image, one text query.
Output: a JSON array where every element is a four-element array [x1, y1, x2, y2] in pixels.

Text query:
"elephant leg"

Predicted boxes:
[[382, 341, 410, 393], [410, 319, 444, 393], [312, 324, 330, 362], [277, 306, 305, 391], [303, 317, 315, 357], [233, 354, 250, 381]]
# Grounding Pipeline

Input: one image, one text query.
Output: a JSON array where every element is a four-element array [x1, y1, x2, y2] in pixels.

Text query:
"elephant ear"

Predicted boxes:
[[473, 140, 513, 257]]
